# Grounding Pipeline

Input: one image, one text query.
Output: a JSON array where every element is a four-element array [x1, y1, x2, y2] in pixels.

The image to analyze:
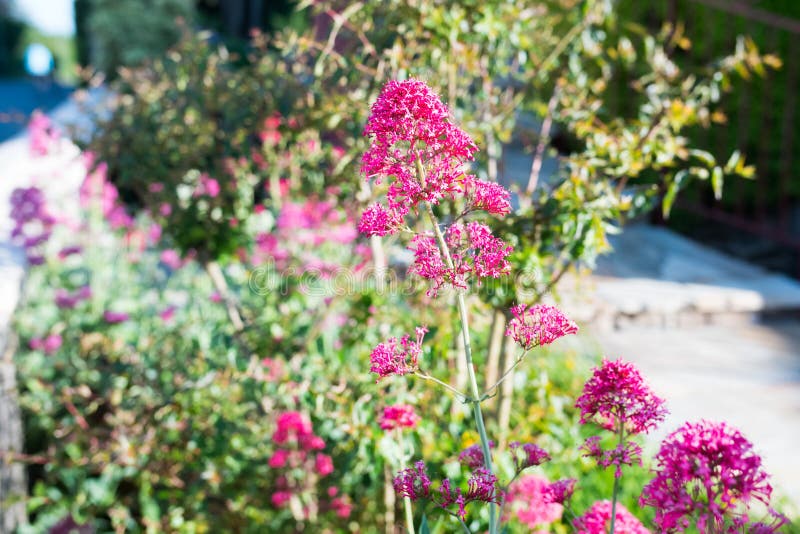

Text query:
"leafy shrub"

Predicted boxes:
[[86, 0, 195, 75]]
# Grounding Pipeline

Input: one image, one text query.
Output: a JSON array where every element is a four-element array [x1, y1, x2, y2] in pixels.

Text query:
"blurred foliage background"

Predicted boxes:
[[5, 0, 799, 532]]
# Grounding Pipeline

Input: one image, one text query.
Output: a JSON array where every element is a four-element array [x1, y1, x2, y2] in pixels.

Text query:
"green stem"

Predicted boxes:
[[414, 371, 468, 402], [422, 197, 498, 534], [609, 424, 625, 534], [396, 428, 416, 534], [404, 496, 416, 534]]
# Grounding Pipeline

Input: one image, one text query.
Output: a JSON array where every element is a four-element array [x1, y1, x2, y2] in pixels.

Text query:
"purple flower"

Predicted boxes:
[[57, 245, 82, 259], [581, 436, 642, 479], [393, 461, 431, 501], [103, 311, 130, 324], [641, 420, 778, 532], [465, 468, 501, 504], [544, 478, 577, 505], [458, 441, 494, 469], [509, 441, 551, 473]]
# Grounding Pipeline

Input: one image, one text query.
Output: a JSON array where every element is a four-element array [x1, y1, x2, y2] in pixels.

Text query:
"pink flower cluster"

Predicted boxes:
[[505, 474, 563, 531], [269, 412, 334, 510], [79, 155, 132, 230], [369, 326, 427, 381], [358, 79, 514, 296], [394, 460, 502, 522], [29, 333, 62, 355], [379, 404, 420, 431], [254, 199, 362, 274], [10, 186, 55, 265], [55, 286, 91, 309], [28, 110, 60, 157], [506, 303, 578, 350], [581, 436, 643, 479], [361, 79, 477, 218], [393, 461, 431, 501], [458, 441, 493, 469], [509, 441, 551, 473], [574, 500, 650, 534], [544, 478, 577, 505], [575, 359, 667, 435], [576, 359, 666, 480], [640, 420, 782, 532], [409, 222, 512, 296]]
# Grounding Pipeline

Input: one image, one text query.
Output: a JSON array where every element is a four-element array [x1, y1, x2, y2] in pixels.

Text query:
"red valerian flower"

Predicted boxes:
[[576, 358, 667, 435], [369, 327, 427, 380], [379, 404, 420, 431], [506, 303, 578, 350], [640, 420, 779, 533], [393, 461, 432, 501], [574, 500, 650, 534]]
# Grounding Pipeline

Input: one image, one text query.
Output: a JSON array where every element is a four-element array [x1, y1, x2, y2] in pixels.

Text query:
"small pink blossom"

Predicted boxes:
[[269, 449, 290, 468], [315, 454, 334, 477], [28, 110, 59, 156], [509, 441, 550, 473], [330, 496, 352, 518], [271, 491, 292, 508], [43, 334, 62, 354], [506, 303, 578, 350], [544, 478, 577, 505], [581, 436, 642, 478], [506, 474, 563, 530], [466, 178, 512, 215], [369, 327, 427, 380], [379, 404, 420, 430], [160, 249, 183, 270], [458, 442, 493, 469], [358, 203, 403, 237], [103, 311, 130, 324], [159, 306, 176, 323], [273, 412, 314, 446], [574, 500, 650, 534], [195, 174, 221, 198], [393, 461, 431, 501]]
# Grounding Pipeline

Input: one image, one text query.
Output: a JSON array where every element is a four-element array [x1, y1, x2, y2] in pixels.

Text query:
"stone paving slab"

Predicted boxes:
[[555, 224, 800, 326]]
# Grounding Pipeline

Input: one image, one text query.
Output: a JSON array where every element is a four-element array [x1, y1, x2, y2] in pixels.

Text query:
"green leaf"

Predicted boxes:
[[688, 149, 716, 167], [662, 170, 688, 218], [711, 166, 724, 200], [724, 150, 741, 173], [419, 513, 431, 534]]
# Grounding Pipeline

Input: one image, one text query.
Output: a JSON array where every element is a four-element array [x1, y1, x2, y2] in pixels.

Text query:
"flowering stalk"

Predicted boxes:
[[609, 421, 624, 534], [422, 196, 498, 532], [394, 427, 416, 534]]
